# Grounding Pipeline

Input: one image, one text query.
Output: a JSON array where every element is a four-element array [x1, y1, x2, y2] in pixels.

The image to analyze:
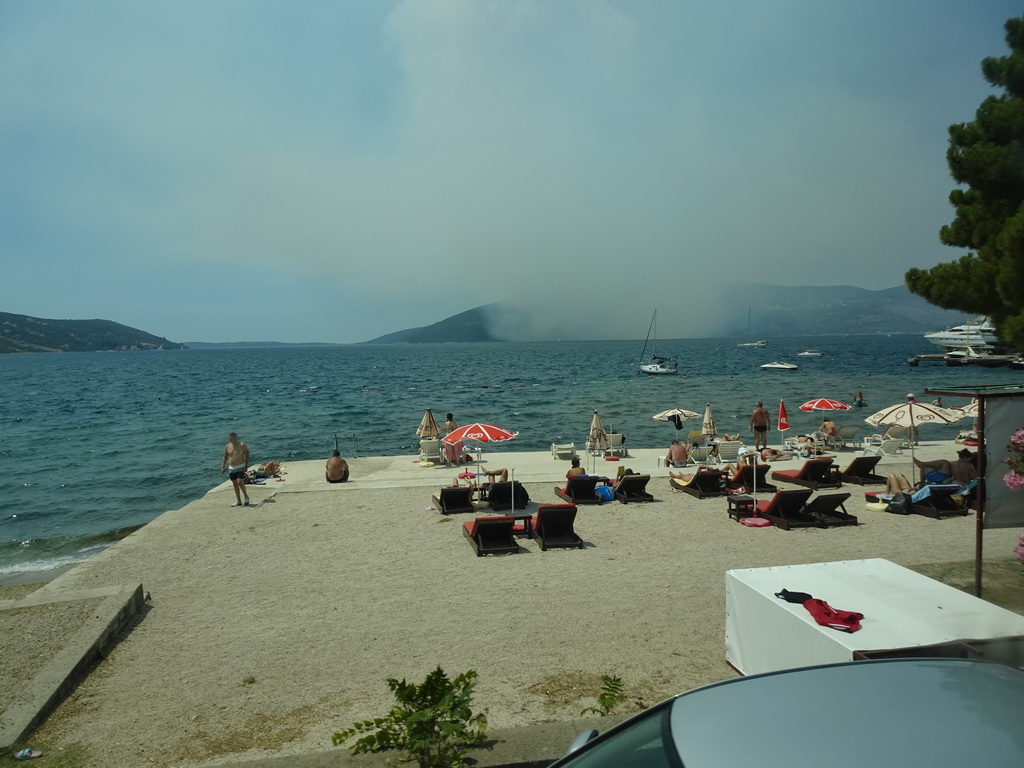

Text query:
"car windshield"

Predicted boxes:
[[554, 704, 681, 768]]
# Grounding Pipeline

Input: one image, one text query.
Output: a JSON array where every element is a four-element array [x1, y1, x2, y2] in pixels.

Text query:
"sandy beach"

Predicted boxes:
[[7, 443, 1022, 767]]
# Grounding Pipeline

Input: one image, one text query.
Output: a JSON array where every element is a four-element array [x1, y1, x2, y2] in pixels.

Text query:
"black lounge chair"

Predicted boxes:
[[724, 463, 777, 493], [802, 493, 858, 527], [614, 474, 654, 503], [462, 516, 520, 556], [831, 455, 886, 485], [910, 485, 970, 519], [556, 475, 603, 504], [752, 489, 816, 530], [432, 486, 475, 515], [669, 469, 727, 499], [531, 504, 584, 550], [486, 481, 530, 511], [771, 458, 842, 491]]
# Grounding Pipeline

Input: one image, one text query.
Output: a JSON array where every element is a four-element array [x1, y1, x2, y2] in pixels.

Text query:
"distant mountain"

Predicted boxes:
[[0, 312, 185, 354], [362, 305, 504, 344], [184, 341, 344, 349], [359, 286, 981, 344]]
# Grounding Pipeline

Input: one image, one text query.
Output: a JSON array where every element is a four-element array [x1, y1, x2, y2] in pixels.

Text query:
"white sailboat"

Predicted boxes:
[[638, 310, 677, 375], [737, 306, 768, 347]]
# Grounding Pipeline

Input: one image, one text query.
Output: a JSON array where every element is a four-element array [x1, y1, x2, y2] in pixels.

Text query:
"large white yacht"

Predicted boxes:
[[924, 317, 1001, 351]]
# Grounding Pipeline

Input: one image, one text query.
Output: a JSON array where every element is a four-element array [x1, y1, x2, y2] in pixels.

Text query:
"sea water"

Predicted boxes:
[[0, 335, 1005, 578]]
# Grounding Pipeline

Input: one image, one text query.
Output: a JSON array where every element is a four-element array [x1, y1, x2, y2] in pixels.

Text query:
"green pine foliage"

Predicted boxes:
[[332, 667, 488, 768], [905, 16, 1024, 350]]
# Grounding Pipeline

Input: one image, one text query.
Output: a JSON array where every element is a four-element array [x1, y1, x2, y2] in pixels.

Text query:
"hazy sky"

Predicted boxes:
[[2, 1, 1018, 343]]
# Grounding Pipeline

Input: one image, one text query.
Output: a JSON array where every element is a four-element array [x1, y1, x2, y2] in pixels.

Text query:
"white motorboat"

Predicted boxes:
[[760, 361, 798, 371], [798, 350, 823, 357], [638, 310, 678, 375], [737, 340, 769, 347], [924, 317, 1001, 351]]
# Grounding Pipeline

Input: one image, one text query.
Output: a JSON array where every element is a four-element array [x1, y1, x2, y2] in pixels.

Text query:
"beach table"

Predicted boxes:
[[725, 558, 1024, 676]]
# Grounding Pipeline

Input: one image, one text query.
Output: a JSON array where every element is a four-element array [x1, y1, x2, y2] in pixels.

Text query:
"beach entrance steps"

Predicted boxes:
[[771, 458, 843, 491], [614, 474, 654, 503], [556, 475, 603, 504], [432, 486, 475, 515], [670, 469, 727, 499], [531, 504, 584, 550], [462, 516, 520, 556]]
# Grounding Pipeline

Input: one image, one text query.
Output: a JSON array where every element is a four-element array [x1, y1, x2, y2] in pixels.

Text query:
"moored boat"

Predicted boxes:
[[798, 350, 823, 357], [760, 361, 798, 371], [924, 317, 1001, 351], [637, 310, 678, 375]]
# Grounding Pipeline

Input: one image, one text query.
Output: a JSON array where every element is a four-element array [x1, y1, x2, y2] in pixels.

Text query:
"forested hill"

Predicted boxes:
[[0, 312, 185, 353]]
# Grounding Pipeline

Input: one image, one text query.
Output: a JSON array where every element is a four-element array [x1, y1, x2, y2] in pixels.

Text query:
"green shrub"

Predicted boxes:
[[581, 675, 626, 716], [332, 666, 488, 768]]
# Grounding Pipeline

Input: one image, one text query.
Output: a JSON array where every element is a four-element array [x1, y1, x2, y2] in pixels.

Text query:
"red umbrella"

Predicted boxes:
[[778, 400, 790, 432], [442, 423, 518, 477], [442, 423, 519, 445], [799, 398, 850, 412]]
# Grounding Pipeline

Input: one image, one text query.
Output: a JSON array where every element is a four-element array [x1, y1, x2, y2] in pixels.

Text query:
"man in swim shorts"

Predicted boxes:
[[221, 432, 251, 507], [749, 401, 770, 450], [326, 450, 350, 483]]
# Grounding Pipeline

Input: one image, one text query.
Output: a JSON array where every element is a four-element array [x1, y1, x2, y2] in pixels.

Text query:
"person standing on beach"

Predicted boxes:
[[749, 401, 770, 450], [221, 432, 251, 507], [443, 413, 460, 465], [325, 450, 350, 483]]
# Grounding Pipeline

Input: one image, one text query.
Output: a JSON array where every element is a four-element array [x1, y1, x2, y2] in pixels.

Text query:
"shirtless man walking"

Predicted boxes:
[[221, 432, 251, 506], [749, 401, 770, 450]]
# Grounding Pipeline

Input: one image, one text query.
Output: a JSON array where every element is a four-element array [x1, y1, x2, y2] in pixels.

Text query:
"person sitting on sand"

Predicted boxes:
[[666, 440, 689, 467], [325, 451, 349, 483], [913, 449, 976, 486]]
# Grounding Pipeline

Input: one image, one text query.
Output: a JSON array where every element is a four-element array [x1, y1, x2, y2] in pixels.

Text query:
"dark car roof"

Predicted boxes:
[[668, 659, 1024, 768]]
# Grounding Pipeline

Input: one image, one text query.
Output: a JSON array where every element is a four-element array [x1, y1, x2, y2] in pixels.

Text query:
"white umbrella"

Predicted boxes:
[[865, 400, 963, 465], [652, 408, 701, 432], [415, 409, 441, 439], [702, 403, 717, 439], [587, 410, 610, 473]]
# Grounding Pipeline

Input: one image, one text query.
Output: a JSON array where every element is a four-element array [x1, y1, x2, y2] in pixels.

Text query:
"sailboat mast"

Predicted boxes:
[[639, 310, 656, 365]]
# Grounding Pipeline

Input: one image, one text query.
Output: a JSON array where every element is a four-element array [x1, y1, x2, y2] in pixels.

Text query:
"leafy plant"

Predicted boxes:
[[580, 675, 627, 716], [332, 666, 488, 768]]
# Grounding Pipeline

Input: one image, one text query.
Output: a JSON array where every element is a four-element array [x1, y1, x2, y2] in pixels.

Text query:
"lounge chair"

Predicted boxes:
[[771, 458, 842, 491], [752, 489, 816, 530], [716, 440, 743, 464], [555, 475, 604, 504], [531, 504, 584, 550], [831, 425, 860, 450], [831, 455, 886, 485], [725, 463, 777, 493], [551, 442, 577, 460], [613, 474, 654, 503], [486, 481, 530, 511], [910, 485, 970, 519], [419, 438, 442, 464], [462, 516, 520, 556], [861, 437, 905, 457], [605, 432, 628, 458], [432, 486, 475, 515], [802, 493, 858, 527], [669, 469, 727, 499]]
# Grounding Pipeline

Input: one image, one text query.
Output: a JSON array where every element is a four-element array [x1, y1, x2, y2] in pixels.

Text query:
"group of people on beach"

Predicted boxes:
[[220, 432, 350, 507]]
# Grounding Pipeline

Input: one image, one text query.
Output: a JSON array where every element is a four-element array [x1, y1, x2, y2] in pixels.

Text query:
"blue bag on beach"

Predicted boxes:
[[596, 485, 615, 502]]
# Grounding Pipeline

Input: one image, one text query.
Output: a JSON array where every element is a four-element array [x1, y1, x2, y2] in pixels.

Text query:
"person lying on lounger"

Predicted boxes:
[[669, 466, 718, 484], [913, 449, 977, 486]]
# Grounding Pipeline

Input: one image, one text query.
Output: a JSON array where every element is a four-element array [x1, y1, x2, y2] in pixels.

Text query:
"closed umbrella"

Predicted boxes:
[[865, 400, 962, 465], [416, 409, 441, 439], [778, 400, 790, 433], [702, 403, 717, 439], [587, 410, 610, 473]]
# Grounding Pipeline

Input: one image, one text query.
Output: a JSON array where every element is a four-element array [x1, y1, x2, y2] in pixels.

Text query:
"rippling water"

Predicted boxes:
[[0, 335, 1002, 576]]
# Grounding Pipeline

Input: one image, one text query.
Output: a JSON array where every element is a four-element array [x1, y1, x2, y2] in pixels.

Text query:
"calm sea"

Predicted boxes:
[[0, 335, 1007, 578]]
